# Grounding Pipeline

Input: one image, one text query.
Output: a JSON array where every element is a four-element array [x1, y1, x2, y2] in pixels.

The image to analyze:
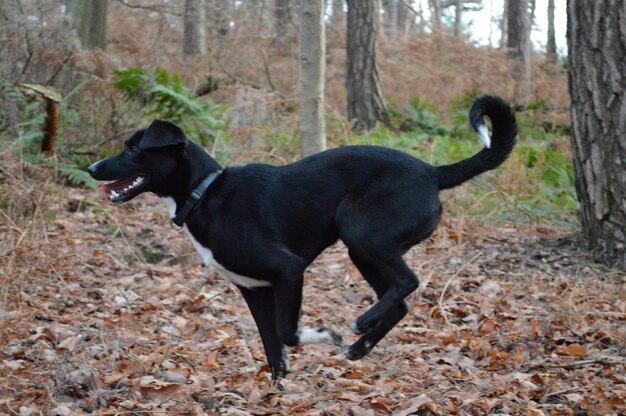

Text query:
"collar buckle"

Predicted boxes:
[[170, 170, 222, 231]]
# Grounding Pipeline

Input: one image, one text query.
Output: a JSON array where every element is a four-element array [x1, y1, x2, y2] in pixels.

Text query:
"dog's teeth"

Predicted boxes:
[[111, 190, 119, 198]]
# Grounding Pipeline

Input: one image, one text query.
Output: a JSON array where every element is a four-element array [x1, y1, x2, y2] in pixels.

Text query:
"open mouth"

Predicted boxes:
[[100, 175, 147, 204]]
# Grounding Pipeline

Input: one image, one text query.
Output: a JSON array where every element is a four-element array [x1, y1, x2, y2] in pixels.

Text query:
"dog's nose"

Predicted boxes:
[[87, 161, 100, 178]]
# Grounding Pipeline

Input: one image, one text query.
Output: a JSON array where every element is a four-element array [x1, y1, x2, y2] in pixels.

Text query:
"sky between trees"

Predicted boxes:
[[411, 0, 568, 53]]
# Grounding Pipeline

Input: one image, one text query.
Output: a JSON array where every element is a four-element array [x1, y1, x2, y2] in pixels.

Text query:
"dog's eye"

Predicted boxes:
[[128, 145, 139, 153]]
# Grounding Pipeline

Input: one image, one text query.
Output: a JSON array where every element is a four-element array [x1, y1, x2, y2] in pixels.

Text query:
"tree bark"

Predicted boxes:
[[546, 0, 557, 62], [275, 0, 292, 52], [506, 0, 531, 96], [430, 0, 442, 30], [500, 0, 508, 48], [567, 0, 626, 271], [383, 0, 399, 39], [346, 0, 392, 131], [331, 0, 345, 28], [454, 0, 463, 38], [183, 0, 205, 57], [396, 1, 408, 37], [66, 0, 107, 50], [299, 0, 326, 157]]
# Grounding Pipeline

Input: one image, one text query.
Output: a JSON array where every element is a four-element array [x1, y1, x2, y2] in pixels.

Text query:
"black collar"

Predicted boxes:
[[170, 170, 221, 230]]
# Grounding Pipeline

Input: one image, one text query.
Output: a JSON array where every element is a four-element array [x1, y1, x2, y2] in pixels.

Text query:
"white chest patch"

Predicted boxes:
[[161, 197, 271, 288]]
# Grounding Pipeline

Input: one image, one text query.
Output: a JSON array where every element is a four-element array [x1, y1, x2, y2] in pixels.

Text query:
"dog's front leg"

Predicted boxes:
[[238, 286, 288, 380], [273, 273, 343, 348]]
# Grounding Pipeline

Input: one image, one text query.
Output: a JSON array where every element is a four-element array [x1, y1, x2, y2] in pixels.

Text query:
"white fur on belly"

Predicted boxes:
[[161, 197, 271, 288]]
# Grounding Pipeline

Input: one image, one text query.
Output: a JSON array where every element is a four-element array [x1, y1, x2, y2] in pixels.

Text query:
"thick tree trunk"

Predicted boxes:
[[346, 0, 391, 131], [567, 0, 626, 271], [183, 0, 205, 57], [299, 0, 326, 157], [546, 0, 557, 62], [506, 0, 531, 96], [454, 0, 463, 38], [66, 0, 107, 50]]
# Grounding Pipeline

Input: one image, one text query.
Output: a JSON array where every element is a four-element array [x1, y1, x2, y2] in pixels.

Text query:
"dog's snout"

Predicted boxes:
[[87, 161, 100, 178]]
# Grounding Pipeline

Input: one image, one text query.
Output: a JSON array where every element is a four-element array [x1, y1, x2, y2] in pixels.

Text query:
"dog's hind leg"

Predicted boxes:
[[351, 253, 418, 334], [347, 302, 408, 360], [239, 286, 288, 380], [337, 183, 438, 342], [344, 250, 411, 360]]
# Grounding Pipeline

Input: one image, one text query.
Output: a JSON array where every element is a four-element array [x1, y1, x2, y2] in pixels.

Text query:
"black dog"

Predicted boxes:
[[88, 95, 516, 380]]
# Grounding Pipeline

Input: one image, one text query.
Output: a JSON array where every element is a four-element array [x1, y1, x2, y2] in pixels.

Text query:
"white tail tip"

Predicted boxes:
[[477, 123, 491, 148]]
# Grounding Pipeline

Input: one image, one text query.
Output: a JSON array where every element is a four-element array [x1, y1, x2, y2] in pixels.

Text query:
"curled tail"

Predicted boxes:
[[436, 95, 517, 190]]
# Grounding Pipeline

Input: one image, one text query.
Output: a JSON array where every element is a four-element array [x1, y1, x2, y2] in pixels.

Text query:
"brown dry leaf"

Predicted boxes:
[[338, 392, 362, 402], [529, 318, 539, 339], [206, 350, 220, 368], [101, 372, 126, 386], [395, 394, 438, 416], [138, 376, 182, 401], [56, 335, 78, 352], [340, 369, 364, 379], [369, 398, 391, 412], [3, 359, 25, 371], [555, 344, 587, 358]]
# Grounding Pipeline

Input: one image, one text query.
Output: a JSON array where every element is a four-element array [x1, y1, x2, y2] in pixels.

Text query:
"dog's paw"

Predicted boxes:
[[345, 338, 374, 361], [354, 313, 379, 334], [298, 327, 343, 346], [350, 322, 366, 335]]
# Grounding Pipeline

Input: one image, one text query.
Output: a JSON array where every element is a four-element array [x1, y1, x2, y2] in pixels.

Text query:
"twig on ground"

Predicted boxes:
[[544, 386, 580, 398], [261, 49, 276, 92], [438, 251, 482, 324], [493, 358, 620, 373]]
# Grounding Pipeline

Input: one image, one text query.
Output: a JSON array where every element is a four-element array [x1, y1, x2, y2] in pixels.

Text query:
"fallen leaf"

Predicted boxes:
[[395, 394, 438, 416], [555, 344, 587, 358]]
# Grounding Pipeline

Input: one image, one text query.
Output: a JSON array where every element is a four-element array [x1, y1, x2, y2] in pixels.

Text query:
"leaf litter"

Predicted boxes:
[[0, 157, 624, 415]]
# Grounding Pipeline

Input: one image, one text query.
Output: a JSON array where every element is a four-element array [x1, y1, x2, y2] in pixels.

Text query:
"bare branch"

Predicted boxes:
[[115, 0, 182, 16]]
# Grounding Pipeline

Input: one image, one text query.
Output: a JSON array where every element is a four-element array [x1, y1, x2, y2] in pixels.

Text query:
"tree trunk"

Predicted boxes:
[[546, 0, 557, 62], [384, 0, 398, 39], [346, 0, 391, 131], [567, 0, 626, 271], [183, 0, 205, 57], [430, 0, 442, 30], [66, 0, 107, 50], [275, 0, 292, 52], [331, 0, 345, 28], [454, 0, 463, 38], [500, 0, 508, 48], [396, 1, 408, 37], [299, 0, 326, 157], [506, 0, 531, 96]]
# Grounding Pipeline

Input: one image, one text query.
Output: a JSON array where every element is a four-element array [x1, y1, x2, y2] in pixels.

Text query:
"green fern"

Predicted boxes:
[[112, 67, 228, 148], [58, 165, 98, 189]]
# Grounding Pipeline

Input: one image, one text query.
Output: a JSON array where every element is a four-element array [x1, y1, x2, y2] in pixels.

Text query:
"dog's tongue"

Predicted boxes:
[[100, 177, 137, 194]]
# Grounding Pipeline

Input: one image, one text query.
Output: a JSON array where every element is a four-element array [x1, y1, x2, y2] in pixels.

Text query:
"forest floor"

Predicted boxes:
[[1, 156, 625, 416]]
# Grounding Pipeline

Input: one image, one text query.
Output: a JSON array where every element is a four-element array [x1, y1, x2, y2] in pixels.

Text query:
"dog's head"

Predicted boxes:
[[88, 120, 189, 204]]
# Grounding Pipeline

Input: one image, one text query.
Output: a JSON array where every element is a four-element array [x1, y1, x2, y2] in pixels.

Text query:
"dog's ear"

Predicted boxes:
[[139, 120, 187, 150]]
